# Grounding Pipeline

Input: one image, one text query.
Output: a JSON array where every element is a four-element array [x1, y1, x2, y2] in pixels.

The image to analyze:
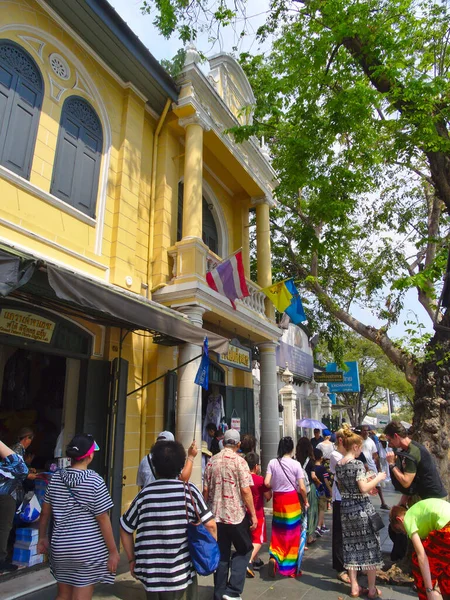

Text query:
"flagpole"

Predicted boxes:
[[193, 384, 201, 440]]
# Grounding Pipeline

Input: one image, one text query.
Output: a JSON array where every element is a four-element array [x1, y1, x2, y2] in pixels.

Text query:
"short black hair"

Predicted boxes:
[[152, 441, 186, 479], [313, 428, 320, 434], [206, 423, 217, 433], [245, 452, 260, 471], [314, 448, 323, 460], [277, 436, 294, 458]]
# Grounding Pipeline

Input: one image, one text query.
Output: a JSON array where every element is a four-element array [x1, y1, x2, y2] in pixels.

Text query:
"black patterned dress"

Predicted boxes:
[[335, 459, 383, 570]]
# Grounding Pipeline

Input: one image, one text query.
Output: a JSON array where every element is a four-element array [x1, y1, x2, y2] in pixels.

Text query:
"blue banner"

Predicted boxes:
[[194, 337, 209, 390]]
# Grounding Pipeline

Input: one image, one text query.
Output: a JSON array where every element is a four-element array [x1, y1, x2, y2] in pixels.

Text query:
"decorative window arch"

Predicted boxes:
[[51, 95, 103, 218], [177, 180, 226, 257], [0, 40, 43, 179]]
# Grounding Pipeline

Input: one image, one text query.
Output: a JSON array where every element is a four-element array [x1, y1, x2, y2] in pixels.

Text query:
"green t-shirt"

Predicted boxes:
[[403, 498, 450, 539], [396, 442, 420, 474]]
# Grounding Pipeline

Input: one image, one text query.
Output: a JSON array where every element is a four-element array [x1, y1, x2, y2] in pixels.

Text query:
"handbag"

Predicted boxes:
[[367, 510, 385, 532], [183, 482, 220, 576]]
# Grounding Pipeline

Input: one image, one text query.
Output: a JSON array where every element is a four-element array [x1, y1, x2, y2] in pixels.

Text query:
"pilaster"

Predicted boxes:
[[110, 88, 145, 292]]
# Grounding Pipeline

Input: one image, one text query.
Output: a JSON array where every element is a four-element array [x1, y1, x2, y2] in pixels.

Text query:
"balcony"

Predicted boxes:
[[166, 244, 269, 322]]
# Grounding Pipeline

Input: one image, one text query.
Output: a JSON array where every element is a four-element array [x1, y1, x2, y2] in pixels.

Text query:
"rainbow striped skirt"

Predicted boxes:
[[269, 490, 302, 577]]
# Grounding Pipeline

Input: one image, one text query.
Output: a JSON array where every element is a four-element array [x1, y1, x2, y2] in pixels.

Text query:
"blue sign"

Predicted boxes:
[[276, 341, 314, 380], [328, 393, 337, 405], [326, 361, 360, 393]]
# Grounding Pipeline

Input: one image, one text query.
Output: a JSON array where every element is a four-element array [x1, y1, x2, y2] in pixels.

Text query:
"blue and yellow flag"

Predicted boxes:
[[261, 279, 307, 324], [261, 279, 293, 313], [284, 279, 306, 324]]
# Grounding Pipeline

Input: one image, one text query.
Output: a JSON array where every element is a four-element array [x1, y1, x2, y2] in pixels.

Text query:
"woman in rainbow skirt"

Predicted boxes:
[[264, 436, 309, 578]]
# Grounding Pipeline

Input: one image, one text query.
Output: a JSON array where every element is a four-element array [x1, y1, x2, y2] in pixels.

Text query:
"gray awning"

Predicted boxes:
[[0, 250, 229, 353]]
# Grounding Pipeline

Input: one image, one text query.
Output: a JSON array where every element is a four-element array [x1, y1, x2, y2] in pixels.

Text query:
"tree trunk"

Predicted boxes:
[[412, 309, 450, 492]]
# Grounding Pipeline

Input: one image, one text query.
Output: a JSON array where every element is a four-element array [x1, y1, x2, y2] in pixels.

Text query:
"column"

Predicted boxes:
[[176, 305, 205, 488], [242, 206, 250, 278], [179, 114, 209, 239], [309, 392, 322, 421], [254, 198, 274, 318], [259, 342, 279, 472]]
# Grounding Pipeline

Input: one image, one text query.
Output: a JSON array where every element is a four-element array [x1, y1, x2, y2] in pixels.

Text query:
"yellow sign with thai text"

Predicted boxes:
[[0, 309, 55, 343], [219, 342, 252, 371]]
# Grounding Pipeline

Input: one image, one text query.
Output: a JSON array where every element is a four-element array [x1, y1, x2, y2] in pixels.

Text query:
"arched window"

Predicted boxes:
[[177, 182, 219, 255], [51, 96, 103, 218], [0, 40, 43, 179]]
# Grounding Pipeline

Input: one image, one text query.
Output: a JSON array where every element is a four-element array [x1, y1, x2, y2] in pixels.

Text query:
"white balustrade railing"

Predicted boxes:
[[168, 247, 268, 320]]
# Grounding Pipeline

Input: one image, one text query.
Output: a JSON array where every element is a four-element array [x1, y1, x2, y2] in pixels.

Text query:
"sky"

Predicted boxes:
[[108, 0, 435, 342]]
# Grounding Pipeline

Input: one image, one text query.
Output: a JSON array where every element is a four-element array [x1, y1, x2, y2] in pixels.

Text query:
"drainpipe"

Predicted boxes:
[[140, 98, 172, 461]]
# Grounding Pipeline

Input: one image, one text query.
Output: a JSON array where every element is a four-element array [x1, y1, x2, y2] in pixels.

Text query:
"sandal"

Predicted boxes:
[[366, 589, 382, 599], [350, 587, 369, 598], [337, 571, 351, 584], [268, 557, 277, 578]]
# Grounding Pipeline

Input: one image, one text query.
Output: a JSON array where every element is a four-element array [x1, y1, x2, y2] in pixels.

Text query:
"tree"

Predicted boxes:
[[334, 334, 414, 427], [141, 0, 450, 489]]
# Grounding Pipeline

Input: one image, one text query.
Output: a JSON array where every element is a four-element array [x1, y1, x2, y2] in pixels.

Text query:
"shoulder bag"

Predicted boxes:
[[337, 467, 385, 533], [183, 482, 219, 576], [277, 458, 305, 508]]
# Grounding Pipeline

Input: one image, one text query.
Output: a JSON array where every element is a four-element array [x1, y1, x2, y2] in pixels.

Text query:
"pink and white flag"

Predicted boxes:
[[206, 250, 249, 309]]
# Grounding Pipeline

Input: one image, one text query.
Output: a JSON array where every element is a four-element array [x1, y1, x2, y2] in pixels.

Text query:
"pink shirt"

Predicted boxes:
[[267, 457, 304, 492]]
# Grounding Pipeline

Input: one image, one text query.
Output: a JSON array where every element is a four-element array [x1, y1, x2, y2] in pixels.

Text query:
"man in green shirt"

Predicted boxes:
[[390, 499, 450, 600]]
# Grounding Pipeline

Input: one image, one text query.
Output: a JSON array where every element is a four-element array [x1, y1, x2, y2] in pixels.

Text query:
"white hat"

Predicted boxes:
[[224, 429, 240, 445], [157, 431, 175, 442]]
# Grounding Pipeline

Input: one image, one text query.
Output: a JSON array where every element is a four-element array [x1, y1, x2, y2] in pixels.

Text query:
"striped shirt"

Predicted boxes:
[[44, 468, 114, 587], [121, 479, 213, 592]]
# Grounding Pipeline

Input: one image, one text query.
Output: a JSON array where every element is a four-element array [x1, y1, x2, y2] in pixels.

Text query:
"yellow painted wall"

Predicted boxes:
[[0, 0, 259, 515]]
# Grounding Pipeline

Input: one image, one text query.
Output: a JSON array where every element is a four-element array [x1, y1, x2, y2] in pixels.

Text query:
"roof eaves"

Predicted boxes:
[[84, 0, 179, 101]]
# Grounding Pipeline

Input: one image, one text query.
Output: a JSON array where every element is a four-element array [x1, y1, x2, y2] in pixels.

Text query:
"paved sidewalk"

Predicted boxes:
[[93, 486, 416, 600]]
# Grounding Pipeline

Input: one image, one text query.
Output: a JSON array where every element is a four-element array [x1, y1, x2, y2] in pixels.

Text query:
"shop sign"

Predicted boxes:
[[218, 340, 252, 371], [0, 309, 55, 343], [231, 417, 241, 431], [314, 371, 344, 383], [326, 361, 360, 393]]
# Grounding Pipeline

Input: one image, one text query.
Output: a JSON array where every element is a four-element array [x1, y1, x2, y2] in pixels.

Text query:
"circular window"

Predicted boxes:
[[49, 53, 71, 80]]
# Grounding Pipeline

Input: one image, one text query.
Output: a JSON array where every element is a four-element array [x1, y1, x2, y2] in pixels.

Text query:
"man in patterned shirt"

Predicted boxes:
[[203, 429, 257, 600]]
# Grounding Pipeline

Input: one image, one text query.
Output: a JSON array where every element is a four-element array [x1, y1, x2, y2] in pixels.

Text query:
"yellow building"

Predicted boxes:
[[0, 0, 280, 581]]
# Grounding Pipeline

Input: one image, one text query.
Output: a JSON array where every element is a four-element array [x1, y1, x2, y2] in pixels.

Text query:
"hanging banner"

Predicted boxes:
[[0, 309, 55, 343], [231, 417, 241, 431]]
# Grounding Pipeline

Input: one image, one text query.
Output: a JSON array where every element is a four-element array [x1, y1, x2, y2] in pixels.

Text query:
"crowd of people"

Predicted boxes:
[[1, 419, 449, 600]]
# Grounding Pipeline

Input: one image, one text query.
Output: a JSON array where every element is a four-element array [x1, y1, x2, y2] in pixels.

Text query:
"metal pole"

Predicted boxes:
[[386, 389, 392, 421], [127, 353, 202, 397]]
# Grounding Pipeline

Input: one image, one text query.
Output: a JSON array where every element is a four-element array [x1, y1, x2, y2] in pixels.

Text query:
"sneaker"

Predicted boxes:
[[253, 557, 264, 569], [380, 504, 390, 510], [320, 526, 330, 533], [0, 562, 18, 574], [246, 565, 255, 578], [315, 527, 323, 537], [223, 596, 242, 600]]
